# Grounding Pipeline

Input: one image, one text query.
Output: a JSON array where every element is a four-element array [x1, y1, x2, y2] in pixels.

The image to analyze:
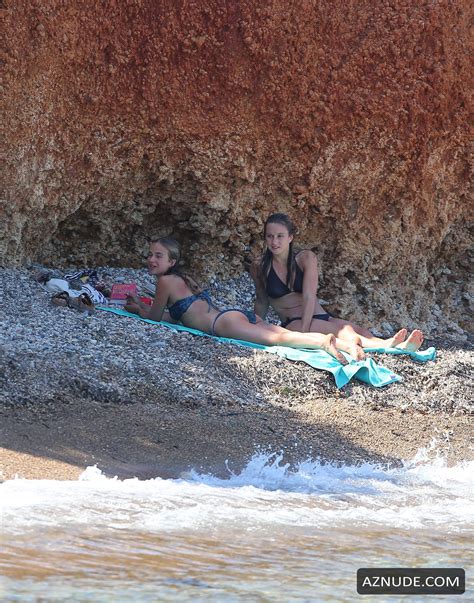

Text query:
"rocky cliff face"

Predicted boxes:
[[2, 0, 471, 333]]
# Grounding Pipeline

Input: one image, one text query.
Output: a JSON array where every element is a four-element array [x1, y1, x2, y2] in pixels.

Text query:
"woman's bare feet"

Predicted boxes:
[[395, 329, 424, 352], [386, 328, 407, 348], [323, 334, 349, 365], [348, 343, 366, 361]]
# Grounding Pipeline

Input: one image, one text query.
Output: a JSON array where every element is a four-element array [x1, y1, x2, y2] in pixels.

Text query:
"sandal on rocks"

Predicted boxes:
[[51, 292, 70, 308], [51, 292, 94, 313], [74, 293, 95, 313]]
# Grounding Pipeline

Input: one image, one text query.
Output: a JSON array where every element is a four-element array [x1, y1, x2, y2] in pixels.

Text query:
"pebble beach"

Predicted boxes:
[[1, 266, 472, 481]]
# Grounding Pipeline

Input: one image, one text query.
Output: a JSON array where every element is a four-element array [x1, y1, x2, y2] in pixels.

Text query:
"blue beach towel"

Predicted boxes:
[[98, 307, 435, 389]]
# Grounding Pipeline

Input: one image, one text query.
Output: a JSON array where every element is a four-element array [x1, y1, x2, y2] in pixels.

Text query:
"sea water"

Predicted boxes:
[[1, 445, 472, 602]]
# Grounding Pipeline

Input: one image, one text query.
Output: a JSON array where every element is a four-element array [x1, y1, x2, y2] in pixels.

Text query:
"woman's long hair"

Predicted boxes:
[[150, 236, 201, 293], [260, 213, 298, 289]]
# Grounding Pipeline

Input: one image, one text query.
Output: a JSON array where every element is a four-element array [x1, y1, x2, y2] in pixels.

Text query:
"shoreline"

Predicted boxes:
[[1, 397, 472, 481], [1, 267, 472, 481]]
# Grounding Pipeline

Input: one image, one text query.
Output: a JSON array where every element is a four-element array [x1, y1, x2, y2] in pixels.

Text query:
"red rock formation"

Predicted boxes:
[[2, 0, 471, 332]]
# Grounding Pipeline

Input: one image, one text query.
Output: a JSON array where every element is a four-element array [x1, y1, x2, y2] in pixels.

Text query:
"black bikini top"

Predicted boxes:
[[266, 261, 304, 298]]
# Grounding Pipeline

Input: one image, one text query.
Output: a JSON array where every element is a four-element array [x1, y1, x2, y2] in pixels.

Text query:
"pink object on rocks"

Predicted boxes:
[[110, 283, 138, 306]]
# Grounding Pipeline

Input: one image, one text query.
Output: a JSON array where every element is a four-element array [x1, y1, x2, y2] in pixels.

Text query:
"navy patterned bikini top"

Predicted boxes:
[[266, 262, 304, 298], [167, 290, 213, 321]]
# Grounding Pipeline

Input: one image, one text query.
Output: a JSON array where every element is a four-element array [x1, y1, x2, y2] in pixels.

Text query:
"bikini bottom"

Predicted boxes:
[[211, 308, 257, 336], [281, 313, 332, 328]]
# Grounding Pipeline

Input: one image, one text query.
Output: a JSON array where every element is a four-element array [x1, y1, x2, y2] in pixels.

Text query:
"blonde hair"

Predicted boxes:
[[150, 236, 181, 265], [149, 236, 200, 293]]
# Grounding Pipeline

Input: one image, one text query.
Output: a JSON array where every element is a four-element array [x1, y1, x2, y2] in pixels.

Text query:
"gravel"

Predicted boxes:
[[0, 266, 472, 415]]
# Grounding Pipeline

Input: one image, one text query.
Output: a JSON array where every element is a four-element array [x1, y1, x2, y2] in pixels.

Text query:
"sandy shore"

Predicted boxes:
[[1, 267, 472, 481], [1, 395, 472, 481]]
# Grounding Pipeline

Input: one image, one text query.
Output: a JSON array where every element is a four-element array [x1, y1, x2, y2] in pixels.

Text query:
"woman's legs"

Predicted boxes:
[[255, 317, 365, 360], [285, 316, 419, 349], [328, 318, 424, 350], [213, 313, 357, 364], [327, 318, 408, 348]]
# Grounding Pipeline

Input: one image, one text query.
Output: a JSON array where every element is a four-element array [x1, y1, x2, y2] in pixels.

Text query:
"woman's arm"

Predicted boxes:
[[125, 278, 171, 322], [145, 277, 172, 322], [124, 296, 149, 314], [299, 250, 319, 332], [249, 261, 270, 319]]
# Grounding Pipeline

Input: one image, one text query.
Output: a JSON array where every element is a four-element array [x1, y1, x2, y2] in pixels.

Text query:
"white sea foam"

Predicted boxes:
[[1, 445, 472, 535]]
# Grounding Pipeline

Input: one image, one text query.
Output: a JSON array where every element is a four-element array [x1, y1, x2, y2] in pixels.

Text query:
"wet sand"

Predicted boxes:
[[1, 396, 472, 481]]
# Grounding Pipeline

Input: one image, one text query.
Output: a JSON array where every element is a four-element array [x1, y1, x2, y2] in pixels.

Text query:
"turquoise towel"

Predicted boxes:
[[98, 307, 435, 388]]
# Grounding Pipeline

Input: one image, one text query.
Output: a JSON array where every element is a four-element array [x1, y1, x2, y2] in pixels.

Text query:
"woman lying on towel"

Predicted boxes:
[[124, 236, 368, 365], [248, 213, 424, 352]]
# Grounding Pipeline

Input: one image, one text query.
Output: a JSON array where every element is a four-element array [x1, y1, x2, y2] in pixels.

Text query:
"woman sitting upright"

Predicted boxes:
[[249, 213, 424, 352], [125, 236, 368, 364]]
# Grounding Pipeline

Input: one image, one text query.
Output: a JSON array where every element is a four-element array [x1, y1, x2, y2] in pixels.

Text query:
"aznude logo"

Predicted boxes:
[[357, 568, 465, 595]]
